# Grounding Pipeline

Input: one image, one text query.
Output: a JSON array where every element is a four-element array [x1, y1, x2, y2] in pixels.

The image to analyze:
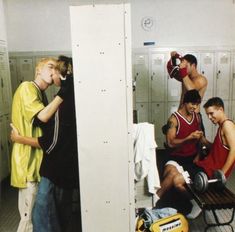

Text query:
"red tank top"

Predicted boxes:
[[196, 120, 234, 178], [170, 111, 200, 157]]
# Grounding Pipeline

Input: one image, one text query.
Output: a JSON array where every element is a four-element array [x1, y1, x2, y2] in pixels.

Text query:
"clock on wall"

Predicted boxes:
[[141, 17, 155, 31]]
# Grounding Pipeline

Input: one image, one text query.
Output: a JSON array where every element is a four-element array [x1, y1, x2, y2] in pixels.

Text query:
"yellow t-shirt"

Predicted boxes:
[[11, 81, 46, 188]]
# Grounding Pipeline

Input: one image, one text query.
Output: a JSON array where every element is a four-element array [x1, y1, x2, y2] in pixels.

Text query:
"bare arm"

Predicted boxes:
[[10, 123, 41, 148], [182, 75, 207, 97], [37, 95, 63, 123], [166, 115, 203, 148], [221, 121, 235, 174]]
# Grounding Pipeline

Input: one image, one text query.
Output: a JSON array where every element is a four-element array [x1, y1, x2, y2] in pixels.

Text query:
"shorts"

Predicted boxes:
[[165, 155, 205, 184]]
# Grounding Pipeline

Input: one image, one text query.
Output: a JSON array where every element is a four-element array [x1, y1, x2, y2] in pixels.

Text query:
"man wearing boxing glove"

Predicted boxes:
[[167, 52, 208, 114]]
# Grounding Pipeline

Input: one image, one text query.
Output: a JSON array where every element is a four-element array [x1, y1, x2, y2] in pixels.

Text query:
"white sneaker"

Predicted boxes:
[[186, 200, 202, 219]]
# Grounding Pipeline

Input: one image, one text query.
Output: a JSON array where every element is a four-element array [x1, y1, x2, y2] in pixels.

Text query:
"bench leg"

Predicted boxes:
[[203, 208, 235, 232]]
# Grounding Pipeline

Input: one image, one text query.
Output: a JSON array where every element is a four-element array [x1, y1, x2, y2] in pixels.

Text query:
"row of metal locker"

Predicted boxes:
[[133, 48, 235, 148], [9, 53, 72, 103], [0, 42, 12, 182]]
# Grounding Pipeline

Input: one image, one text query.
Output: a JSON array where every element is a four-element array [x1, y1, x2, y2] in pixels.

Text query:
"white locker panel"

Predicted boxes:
[[167, 102, 179, 118], [151, 102, 165, 148], [17, 57, 34, 83], [0, 0, 6, 42], [200, 52, 215, 100], [136, 102, 149, 122], [0, 51, 12, 115], [0, 116, 9, 181], [231, 100, 235, 121], [151, 53, 166, 102], [216, 52, 231, 100], [133, 53, 149, 102], [70, 4, 134, 232], [232, 53, 235, 101], [9, 58, 18, 94]]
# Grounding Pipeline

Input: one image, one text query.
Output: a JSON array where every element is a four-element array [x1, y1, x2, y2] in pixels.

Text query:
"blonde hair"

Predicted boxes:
[[35, 57, 57, 78]]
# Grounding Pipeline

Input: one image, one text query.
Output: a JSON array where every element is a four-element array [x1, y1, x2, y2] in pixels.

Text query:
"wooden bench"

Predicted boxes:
[[187, 184, 235, 232]]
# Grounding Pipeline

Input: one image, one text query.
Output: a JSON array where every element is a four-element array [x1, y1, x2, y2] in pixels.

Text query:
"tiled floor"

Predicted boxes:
[[0, 179, 81, 232], [1, 172, 235, 232]]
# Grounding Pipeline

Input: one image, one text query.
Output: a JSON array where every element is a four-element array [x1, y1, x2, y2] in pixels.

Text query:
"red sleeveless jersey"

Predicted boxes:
[[196, 120, 234, 178], [170, 111, 200, 158]]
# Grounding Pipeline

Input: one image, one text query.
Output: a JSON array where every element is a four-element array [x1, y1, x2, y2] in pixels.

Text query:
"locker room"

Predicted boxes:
[[1, 0, 235, 231]]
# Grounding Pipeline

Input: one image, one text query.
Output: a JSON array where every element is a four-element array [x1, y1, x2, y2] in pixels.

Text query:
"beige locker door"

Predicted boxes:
[[151, 53, 166, 102], [151, 102, 165, 148], [231, 100, 235, 121], [200, 52, 215, 100], [9, 58, 18, 94], [167, 101, 178, 118], [70, 4, 134, 232], [0, 52, 12, 114], [231, 53, 235, 101], [0, 52, 11, 115], [0, 116, 9, 181], [133, 53, 149, 102], [136, 102, 149, 122], [216, 52, 231, 100], [17, 57, 34, 83]]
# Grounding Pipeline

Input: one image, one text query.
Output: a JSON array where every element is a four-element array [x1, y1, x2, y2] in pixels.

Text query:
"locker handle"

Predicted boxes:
[[1, 78, 3, 88], [202, 71, 205, 75], [216, 70, 221, 79]]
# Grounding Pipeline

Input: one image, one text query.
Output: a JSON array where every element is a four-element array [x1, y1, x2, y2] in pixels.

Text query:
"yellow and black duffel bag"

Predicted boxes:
[[149, 213, 188, 232]]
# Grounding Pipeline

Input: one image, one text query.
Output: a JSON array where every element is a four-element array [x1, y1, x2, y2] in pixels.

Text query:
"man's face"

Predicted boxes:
[[185, 102, 199, 115], [52, 69, 62, 87], [181, 59, 194, 75], [40, 60, 57, 85], [205, 106, 222, 124]]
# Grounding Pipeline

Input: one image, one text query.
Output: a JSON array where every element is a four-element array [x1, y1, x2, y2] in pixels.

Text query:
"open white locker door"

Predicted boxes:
[[70, 3, 135, 232]]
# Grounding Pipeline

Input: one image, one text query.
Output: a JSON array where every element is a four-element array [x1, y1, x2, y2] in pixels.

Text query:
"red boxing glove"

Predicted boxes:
[[179, 67, 188, 79], [167, 59, 181, 82]]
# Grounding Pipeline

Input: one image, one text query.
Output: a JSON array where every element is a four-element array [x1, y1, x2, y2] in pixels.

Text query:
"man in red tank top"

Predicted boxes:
[[156, 90, 203, 203], [196, 97, 235, 179], [158, 97, 235, 219]]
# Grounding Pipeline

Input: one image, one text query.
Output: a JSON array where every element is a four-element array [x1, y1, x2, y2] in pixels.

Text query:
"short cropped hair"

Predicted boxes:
[[203, 97, 224, 109], [57, 55, 73, 78], [183, 54, 197, 67], [183, 89, 201, 104], [35, 57, 57, 77]]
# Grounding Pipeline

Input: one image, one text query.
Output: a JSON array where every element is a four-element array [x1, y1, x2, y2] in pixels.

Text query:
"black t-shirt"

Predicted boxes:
[[35, 90, 79, 189]]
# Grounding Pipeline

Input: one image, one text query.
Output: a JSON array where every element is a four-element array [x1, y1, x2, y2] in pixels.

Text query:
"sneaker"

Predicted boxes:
[[186, 200, 202, 219]]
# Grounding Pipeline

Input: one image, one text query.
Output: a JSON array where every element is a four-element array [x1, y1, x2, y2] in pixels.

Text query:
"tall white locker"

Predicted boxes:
[[70, 3, 134, 232], [231, 52, 235, 121], [200, 52, 215, 141], [216, 52, 231, 100], [133, 53, 149, 103], [150, 53, 166, 148], [0, 51, 12, 115], [9, 58, 18, 94], [0, 116, 9, 181]]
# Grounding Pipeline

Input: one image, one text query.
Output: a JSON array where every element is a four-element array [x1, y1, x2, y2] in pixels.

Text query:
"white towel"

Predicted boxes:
[[133, 123, 161, 194]]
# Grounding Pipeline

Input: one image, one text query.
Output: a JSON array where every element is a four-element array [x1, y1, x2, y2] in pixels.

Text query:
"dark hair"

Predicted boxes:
[[183, 54, 197, 67], [57, 55, 73, 78], [203, 97, 224, 109], [183, 89, 201, 104]]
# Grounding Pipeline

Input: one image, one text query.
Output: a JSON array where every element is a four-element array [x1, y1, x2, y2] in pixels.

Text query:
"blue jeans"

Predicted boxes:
[[32, 177, 73, 232]]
